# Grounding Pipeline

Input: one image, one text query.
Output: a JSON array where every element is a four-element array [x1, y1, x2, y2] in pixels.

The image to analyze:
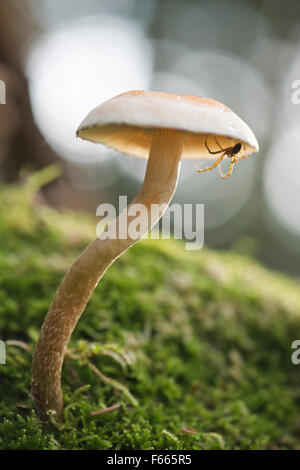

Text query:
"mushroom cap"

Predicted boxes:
[[77, 90, 259, 160]]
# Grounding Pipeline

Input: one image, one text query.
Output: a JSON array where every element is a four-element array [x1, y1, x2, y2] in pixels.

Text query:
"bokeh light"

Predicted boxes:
[[25, 0, 156, 29], [277, 36, 300, 132], [158, 0, 271, 57], [264, 124, 300, 240], [26, 15, 153, 170]]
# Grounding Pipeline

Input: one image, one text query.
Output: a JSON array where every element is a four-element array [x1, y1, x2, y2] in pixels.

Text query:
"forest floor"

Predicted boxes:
[[1, 168, 300, 450]]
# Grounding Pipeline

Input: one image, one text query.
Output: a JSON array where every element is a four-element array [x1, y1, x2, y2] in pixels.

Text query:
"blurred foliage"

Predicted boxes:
[[0, 170, 300, 449]]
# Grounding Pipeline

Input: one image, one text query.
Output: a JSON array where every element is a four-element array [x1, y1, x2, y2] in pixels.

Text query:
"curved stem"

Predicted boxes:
[[31, 129, 184, 420]]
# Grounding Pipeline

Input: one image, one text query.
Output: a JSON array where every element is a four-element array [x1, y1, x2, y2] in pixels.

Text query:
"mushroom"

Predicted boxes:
[[31, 90, 259, 420]]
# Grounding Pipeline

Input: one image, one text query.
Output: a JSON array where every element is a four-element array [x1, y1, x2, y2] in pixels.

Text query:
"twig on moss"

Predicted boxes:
[[90, 403, 121, 416], [7, 340, 32, 352]]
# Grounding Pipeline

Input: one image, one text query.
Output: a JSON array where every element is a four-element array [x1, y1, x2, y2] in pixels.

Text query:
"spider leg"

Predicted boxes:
[[195, 152, 226, 173], [218, 156, 235, 179], [205, 135, 223, 154], [214, 136, 226, 152]]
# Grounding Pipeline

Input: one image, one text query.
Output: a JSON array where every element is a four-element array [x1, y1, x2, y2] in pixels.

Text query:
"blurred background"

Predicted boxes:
[[1, 0, 300, 276]]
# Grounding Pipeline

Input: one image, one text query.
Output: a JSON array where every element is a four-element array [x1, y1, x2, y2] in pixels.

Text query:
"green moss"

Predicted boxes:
[[0, 169, 300, 450]]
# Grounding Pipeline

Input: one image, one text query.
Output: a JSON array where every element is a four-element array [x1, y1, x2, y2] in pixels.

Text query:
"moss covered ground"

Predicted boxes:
[[0, 169, 300, 450]]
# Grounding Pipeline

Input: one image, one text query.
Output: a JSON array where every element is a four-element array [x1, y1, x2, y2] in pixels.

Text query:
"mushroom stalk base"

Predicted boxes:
[[31, 129, 184, 421]]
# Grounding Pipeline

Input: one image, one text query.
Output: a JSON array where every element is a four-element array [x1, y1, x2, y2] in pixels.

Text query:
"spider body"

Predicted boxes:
[[227, 142, 242, 156], [195, 136, 244, 178]]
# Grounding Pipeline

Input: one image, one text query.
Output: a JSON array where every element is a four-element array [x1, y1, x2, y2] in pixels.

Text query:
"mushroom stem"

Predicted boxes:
[[31, 129, 184, 420]]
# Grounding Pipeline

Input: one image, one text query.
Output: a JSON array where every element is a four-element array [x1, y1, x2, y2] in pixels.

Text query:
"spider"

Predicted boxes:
[[195, 135, 244, 179]]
